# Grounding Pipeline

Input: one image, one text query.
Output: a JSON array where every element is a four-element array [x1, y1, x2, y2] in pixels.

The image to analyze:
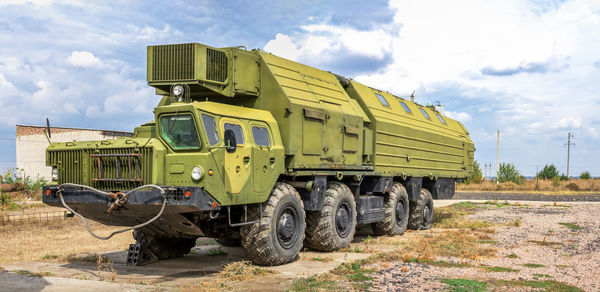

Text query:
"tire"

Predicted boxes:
[[407, 188, 434, 230], [133, 230, 197, 259], [215, 237, 241, 247], [372, 183, 409, 236], [240, 183, 305, 266], [305, 182, 357, 251]]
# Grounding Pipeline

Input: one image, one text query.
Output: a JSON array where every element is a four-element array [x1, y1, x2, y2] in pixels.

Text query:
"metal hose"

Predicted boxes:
[[57, 183, 167, 240]]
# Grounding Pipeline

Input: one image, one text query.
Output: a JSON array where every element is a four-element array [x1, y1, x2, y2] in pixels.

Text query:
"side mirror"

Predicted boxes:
[[224, 129, 237, 153]]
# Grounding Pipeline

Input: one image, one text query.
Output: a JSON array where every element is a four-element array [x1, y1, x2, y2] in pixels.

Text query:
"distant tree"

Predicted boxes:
[[497, 163, 521, 183], [580, 171, 591, 179], [466, 160, 483, 183], [559, 173, 569, 181], [538, 164, 559, 180]]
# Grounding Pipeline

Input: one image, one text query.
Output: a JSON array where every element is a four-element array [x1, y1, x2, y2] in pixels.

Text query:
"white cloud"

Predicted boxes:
[[264, 33, 300, 61], [443, 110, 471, 122], [66, 51, 103, 68], [557, 117, 581, 129]]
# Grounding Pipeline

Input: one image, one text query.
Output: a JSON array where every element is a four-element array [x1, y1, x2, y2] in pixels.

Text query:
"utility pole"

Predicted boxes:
[[496, 130, 500, 182], [535, 165, 539, 190], [565, 133, 575, 180]]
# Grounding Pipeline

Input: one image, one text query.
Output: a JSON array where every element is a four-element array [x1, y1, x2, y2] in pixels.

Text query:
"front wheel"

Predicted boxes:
[[407, 188, 434, 230], [241, 183, 305, 266]]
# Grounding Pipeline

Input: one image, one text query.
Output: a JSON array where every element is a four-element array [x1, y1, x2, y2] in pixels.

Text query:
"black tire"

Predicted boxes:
[[407, 188, 434, 230], [215, 237, 241, 247], [240, 183, 305, 266], [133, 230, 196, 259], [372, 183, 409, 236], [305, 182, 357, 251]]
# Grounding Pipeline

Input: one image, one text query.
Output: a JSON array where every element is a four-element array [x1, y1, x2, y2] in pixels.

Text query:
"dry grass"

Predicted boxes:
[[218, 261, 276, 281], [0, 217, 132, 264], [457, 178, 600, 193]]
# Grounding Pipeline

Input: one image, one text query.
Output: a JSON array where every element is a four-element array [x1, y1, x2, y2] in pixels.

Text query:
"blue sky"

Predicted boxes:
[[0, 0, 599, 177]]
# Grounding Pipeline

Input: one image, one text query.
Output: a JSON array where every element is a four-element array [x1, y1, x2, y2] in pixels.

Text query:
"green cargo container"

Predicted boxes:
[[42, 43, 474, 266]]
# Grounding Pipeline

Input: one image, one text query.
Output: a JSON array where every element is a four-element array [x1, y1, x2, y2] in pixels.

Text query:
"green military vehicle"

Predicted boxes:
[[42, 43, 474, 266]]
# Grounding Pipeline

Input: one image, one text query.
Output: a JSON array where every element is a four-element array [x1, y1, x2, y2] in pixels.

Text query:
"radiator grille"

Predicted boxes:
[[206, 48, 228, 82], [48, 148, 153, 191], [48, 150, 84, 185], [151, 43, 195, 81]]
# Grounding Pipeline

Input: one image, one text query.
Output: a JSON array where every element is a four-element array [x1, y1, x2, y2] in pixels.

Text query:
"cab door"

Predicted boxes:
[[250, 121, 276, 194], [220, 118, 252, 194]]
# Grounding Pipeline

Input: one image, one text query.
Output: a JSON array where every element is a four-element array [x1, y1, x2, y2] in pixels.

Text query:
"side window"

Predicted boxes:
[[399, 101, 412, 114], [224, 123, 245, 145], [375, 93, 390, 107], [252, 126, 271, 147], [436, 113, 447, 125], [201, 114, 220, 146], [419, 108, 431, 120]]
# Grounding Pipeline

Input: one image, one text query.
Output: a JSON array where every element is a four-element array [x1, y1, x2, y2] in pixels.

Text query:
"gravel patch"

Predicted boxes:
[[370, 203, 600, 291]]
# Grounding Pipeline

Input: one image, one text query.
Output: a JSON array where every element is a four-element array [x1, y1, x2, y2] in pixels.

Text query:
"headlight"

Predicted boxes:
[[51, 167, 58, 181], [172, 84, 184, 97], [191, 166, 203, 181]]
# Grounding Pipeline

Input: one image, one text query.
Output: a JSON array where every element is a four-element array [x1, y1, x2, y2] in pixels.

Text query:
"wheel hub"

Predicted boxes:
[[277, 204, 299, 249], [335, 201, 352, 238], [395, 199, 406, 227]]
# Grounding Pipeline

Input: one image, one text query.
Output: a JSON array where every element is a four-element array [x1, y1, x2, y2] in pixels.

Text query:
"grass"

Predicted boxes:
[[433, 203, 494, 229], [506, 253, 519, 258], [0, 217, 132, 264], [441, 278, 487, 292], [14, 270, 54, 277], [207, 246, 227, 256], [482, 266, 519, 273], [522, 263, 545, 268], [457, 178, 600, 193], [312, 256, 332, 262], [534, 273, 554, 279], [558, 222, 583, 231], [289, 275, 337, 291]]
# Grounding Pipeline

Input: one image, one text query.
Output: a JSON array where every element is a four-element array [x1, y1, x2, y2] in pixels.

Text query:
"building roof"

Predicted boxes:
[[15, 124, 132, 136]]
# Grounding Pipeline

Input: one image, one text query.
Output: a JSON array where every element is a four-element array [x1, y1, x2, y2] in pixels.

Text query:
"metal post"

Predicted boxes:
[[565, 133, 575, 181]]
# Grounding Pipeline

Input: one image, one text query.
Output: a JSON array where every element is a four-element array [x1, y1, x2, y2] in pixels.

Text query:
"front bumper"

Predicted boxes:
[[42, 185, 221, 237]]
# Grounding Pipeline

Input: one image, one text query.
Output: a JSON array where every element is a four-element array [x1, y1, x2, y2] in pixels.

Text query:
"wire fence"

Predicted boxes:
[[0, 210, 69, 226]]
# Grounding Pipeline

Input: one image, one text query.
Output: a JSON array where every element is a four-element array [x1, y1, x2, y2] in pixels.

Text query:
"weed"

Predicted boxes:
[[219, 261, 275, 281], [441, 278, 487, 292], [558, 222, 582, 231], [363, 235, 373, 244], [482, 266, 519, 273], [312, 256, 332, 262], [42, 253, 59, 260], [534, 273, 554, 279], [207, 246, 227, 256], [96, 254, 118, 281], [353, 246, 361, 253], [528, 240, 562, 247], [506, 253, 519, 258], [479, 239, 497, 245], [289, 275, 337, 291], [1, 193, 19, 211], [14, 270, 54, 277], [556, 264, 572, 268], [492, 279, 582, 291], [522, 263, 545, 268], [433, 203, 494, 229], [333, 260, 374, 284]]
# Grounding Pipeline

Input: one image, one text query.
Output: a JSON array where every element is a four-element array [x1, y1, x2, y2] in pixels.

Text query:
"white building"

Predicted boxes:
[[16, 125, 131, 180]]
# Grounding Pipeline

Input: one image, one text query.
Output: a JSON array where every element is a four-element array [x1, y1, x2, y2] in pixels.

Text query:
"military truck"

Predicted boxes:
[[42, 43, 474, 266]]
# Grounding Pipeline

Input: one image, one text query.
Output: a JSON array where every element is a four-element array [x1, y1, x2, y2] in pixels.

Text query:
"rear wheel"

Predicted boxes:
[[305, 182, 357, 251], [372, 183, 409, 236], [241, 183, 305, 266], [407, 188, 434, 230]]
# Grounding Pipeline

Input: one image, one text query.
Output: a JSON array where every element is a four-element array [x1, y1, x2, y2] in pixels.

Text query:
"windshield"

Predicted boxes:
[[159, 113, 201, 150]]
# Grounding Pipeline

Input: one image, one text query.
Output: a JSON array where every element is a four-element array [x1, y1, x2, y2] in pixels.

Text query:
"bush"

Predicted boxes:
[[580, 171, 591, 179], [538, 164, 559, 180], [565, 183, 580, 191], [0, 169, 22, 184], [551, 176, 561, 188], [559, 174, 568, 181], [1, 192, 19, 211], [466, 160, 483, 183], [497, 163, 522, 184]]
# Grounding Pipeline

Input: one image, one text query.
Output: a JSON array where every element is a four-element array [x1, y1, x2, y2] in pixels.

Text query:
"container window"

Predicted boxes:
[[159, 113, 201, 150], [375, 93, 390, 107], [252, 126, 271, 147], [201, 114, 220, 146], [436, 113, 447, 125], [399, 101, 412, 114], [224, 123, 245, 145], [419, 108, 431, 120]]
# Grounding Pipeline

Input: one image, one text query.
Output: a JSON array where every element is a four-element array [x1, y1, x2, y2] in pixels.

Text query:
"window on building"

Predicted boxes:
[[375, 93, 390, 107], [419, 108, 431, 120]]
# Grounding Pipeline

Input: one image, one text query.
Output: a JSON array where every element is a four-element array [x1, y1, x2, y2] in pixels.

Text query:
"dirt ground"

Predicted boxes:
[[1, 199, 599, 291]]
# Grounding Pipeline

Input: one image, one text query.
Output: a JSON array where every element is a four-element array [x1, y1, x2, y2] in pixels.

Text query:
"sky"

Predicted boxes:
[[0, 0, 599, 177]]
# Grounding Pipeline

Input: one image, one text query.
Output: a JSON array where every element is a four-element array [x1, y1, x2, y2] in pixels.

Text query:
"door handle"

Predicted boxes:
[[243, 156, 250, 164]]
